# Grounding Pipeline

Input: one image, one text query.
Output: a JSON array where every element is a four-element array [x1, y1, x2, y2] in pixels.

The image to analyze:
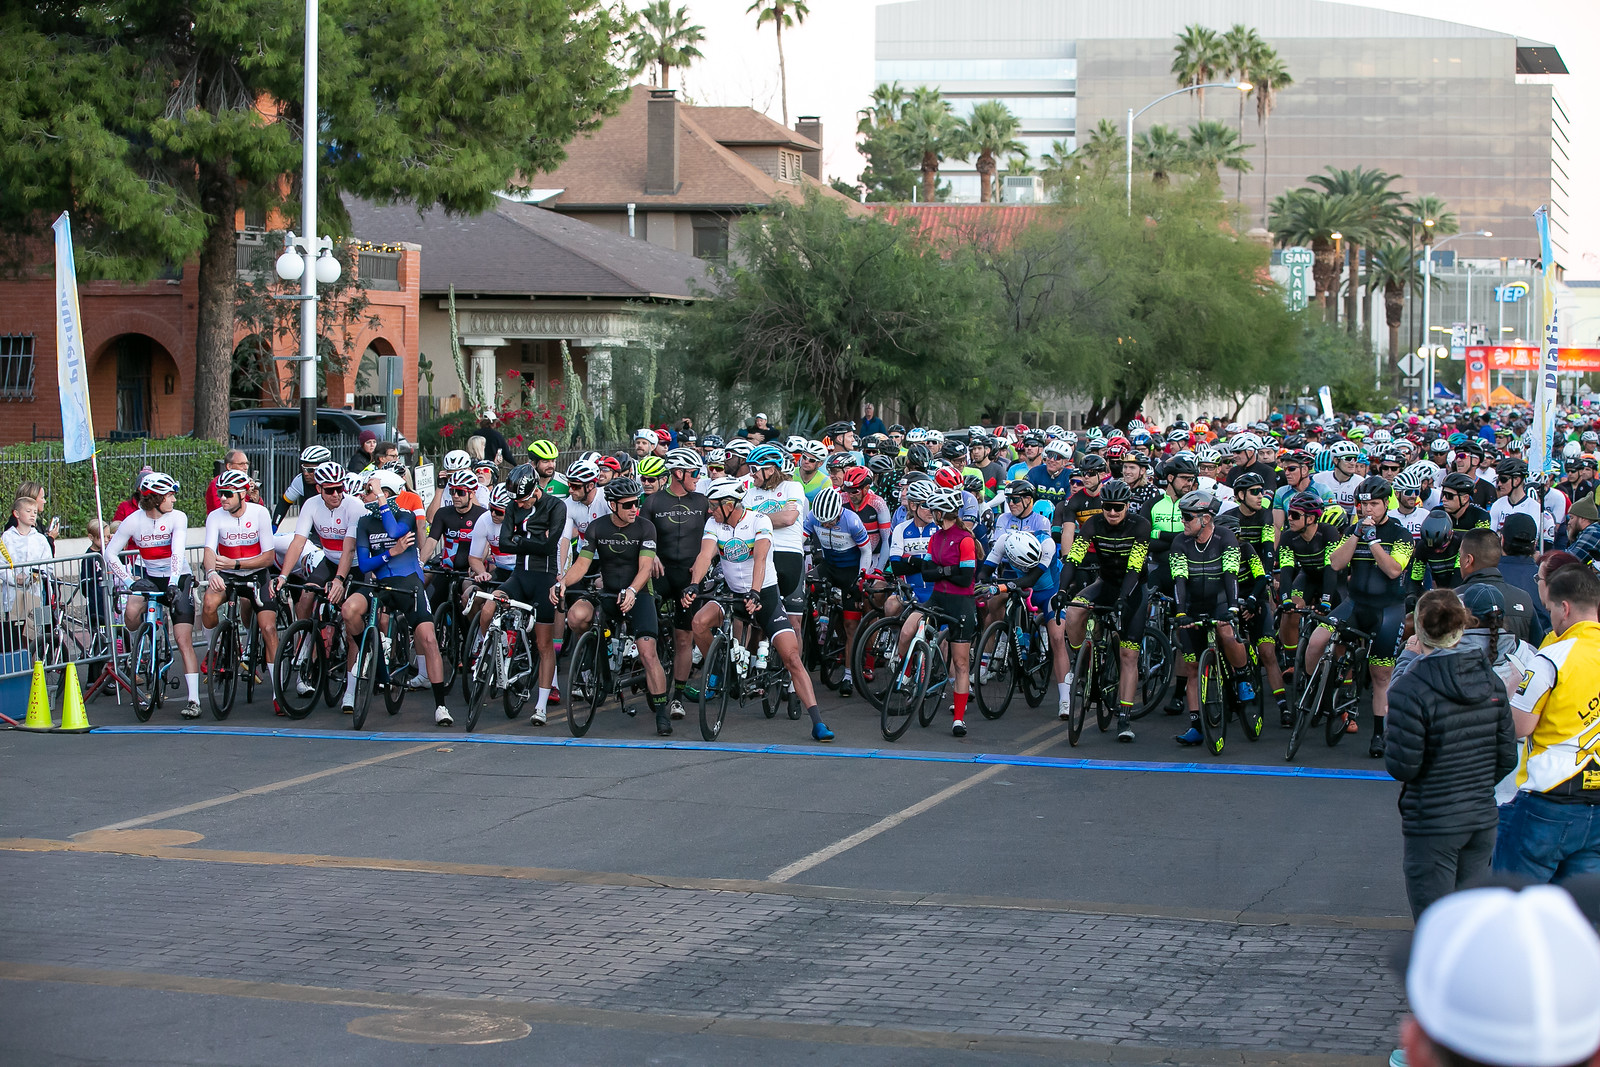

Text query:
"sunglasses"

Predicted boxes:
[[1380, 465, 1400, 473], [451, 489, 471, 497], [1441, 491, 1462, 500], [320, 487, 344, 495], [1070, 480, 1085, 489], [1497, 476, 1515, 484], [1243, 487, 1264, 495], [614, 499, 640, 510], [1180, 510, 1205, 521], [1101, 502, 1127, 512], [220, 490, 240, 499]]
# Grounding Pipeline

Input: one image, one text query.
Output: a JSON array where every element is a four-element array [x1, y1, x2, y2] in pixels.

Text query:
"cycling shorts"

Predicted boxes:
[[928, 590, 978, 643], [356, 573, 434, 631], [772, 550, 805, 614], [1071, 580, 1146, 646], [1320, 598, 1406, 666], [598, 591, 659, 641], [654, 565, 698, 633], [290, 556, 338, 594], [721, 585, 793, 638], [498, 569, 557, 625], [816, 558, 862, 612], [215, 571, 273, 614], [1240, 594, 1276, 645], [130, 574, 196, 625]]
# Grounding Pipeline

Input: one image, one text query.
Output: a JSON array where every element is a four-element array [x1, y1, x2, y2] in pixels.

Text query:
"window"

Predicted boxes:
[[0, 335, 34, 400], [358, 251, 401, 290], [692, 216, 729, 261]]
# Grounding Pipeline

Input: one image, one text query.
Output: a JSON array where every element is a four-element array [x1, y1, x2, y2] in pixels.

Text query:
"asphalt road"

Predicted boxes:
[[1, 671, 1409, 1065]]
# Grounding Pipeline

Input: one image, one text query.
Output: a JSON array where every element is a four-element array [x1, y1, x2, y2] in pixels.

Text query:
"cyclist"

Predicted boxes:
[[642, 447, 710, 718], [681, 477, 831, 742], [907, 487, 980, 737], [1056, 479, 1148, 740], [1027, 440, 1077, 537], [469, 484, 516, 590], [560, 459, 611, 549], [1308, 475, 1412, 756], [978, 479, 1052, 628], [878, 478, 941, 627], [1122, 454, 1162, 516], [527, 439, 561, 490], [1313, 440, 1363, 513], [969, 435, 1007, 499], [1490, 457, 1541, 533], [554, 477, 674, 735], [1391, 467, 1430, 537], [494, 463, 568, 726], [1009, 430, 1046, 480], [840, 466, 891, 571], [342, 470, 455, 726], [423, 449, 473, 523], [1146, 456, 1196, 604], [637, 454, 668, 497], [275, 460, 363, 625], [200, 469, 279, 699], [272, 444, 334, 528], [425, 468, 486, 613], [743, 444, 809, 630], [1169, 488, 1253, 747], [1409, 507, 1461, 592], [107, 472, 201, 717], [795, 441, 830, 502], [1058, 452, 1109, 556], [804, 486, 873, 696], [1441, 470, 1494, 539], [1230, 472, 1289, 716]]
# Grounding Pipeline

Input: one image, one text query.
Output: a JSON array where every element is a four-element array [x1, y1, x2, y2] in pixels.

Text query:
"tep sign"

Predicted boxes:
[[1282, 247, 1314, 312]]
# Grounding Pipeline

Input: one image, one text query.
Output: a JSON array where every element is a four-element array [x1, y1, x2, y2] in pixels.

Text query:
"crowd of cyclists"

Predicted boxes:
[[102, 402, 1600, 758]]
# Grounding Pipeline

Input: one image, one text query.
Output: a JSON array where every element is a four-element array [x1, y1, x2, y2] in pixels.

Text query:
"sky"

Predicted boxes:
[[670, 0, 1600, 277]]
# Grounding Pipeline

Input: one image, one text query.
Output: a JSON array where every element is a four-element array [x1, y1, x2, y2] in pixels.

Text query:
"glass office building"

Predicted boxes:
[[876, 0, 1569, 264]]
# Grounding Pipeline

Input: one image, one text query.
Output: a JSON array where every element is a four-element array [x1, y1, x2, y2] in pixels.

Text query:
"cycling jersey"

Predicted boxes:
[[1312, 470, 1361, 511], [1227, 460, 1281, 491], [1059, 489, 1104, 535], [1278, 523, 1340, 602], [703, 510, 777, 593], [1452, 504, 1493, 534], [976, 460, 1008, 499], [204, 502, 274, 574], [744, 479, 807, 554], [982, 509, 1052, 567], [1392, 505, 1428, 539], [274, 472, 312, 526], [294, 494, 366, 554], [1489, 493, 1542, 533], [107, 508, 191, 580], [1235, 505, 1275, 573], [924, 525, 978, 597], [428, 504, 485, 570], [796, 469, 830, 503], [579, 514, 657, 592], [1170, 526, 1241, 614], [888, 518, 939, 602], [500, 492, 567, 574], [640, 488, 709, 571], [803, 509, 871, 570], [1272, 481, 1333, 516], [1337, 516, 1412, 604], [562, 494, 611, 546], [849, 490, 891, 564], [1147, 494, 1183, 540], [1512, 621, 1600, 798], [469, 512, 516, 573], [1062, 512, 1151, 599], [273, 530, 325, 578], [1126, 482, 1163, 518], [1026, 467, 1076, 528], [355, 504, 425, 581]]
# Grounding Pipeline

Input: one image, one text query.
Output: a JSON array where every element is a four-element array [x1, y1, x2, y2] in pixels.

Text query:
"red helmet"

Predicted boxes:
[[1104, 443, 1129, 461], [842, 466, 872, 490], [655, 429, 672, 445], [597, 455, 622, 473], [933, 466, 963, 489]]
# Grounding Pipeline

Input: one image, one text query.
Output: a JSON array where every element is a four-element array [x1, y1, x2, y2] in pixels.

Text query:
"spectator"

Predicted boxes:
[[1459, 528, 1542, 646], [1385, 588, 1516, 918], [375, 440, 401, 468], [351, 429, 379, 471], [1397, 885, 1600, 1067], [4, 481, 56, 551], [1566, 494, 1600, 566], [1499, 514, 1548, 635], [205, 450, 250, 514], [0, 492, 55, 653], [473, 417, 511, 467], [1494, 564, 1600, 881], [859, 402, 887, 438]]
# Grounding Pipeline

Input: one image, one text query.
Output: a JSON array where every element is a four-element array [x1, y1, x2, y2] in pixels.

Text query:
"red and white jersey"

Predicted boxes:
[[107, 508, 191, 580], [293, 494, 365, 554], [205, 502, 274, 573], [469, 512, 516, 571], [562, 494, 611, 545]]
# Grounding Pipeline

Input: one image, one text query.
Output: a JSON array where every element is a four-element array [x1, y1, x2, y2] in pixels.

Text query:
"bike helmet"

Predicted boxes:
[[962, 474, 984, 496], [700, 434, 724, 450], [1442, 472, 1477, 495], [1005, 478, 1036, 499], [1177, 489, 1219, 515], [565, 459, 601, 485], [1355, 476, 1391, 502], [900, 443, 930, 472], [1370, 429, 1392, 446], [826, 452, 856, 473], [214, 469, 252, 494], [372, 469, 406, 496], [604, 453, 631, 475], [604, 477, 643, 501], [929, 488, 963, 515], [802, 440, 828, 462], [1002, 529, 1044, 569], [748, 443, 785, 468], [299, 444, 332, 466], [636, 455, 667, 479], [703, 449, 727, 469], [785, 434, 809, 453], [1042, 440, 1073, 461], [725, 438, 752, 458], [1077, 454, 1109, 476], [811, 486, 845, 523], [344, 471, 370, 497], [488, 484, 512, 512], [446, 468, 479, 492], [312, 461, 345, 488], [1420, 508, 1455, 549], [705, 477, 746, 503], [1232, 432, 1262, 453], [933, 466, 964, 489], [1392, 467, 1424, 494], [867, 454, 897, 478], [1231, 472, 1266, 494], [1194, 445, 1222, 465], [1098, 479, 1132, 503], [1104, 442, 1129, 462], [1582, 431, 1600, 447], [506, 463, 538, 499], [1495, 457, 1528, 480], [1163, 456, 1198, 478], [842, 466, 872, 491], [905, 479, 939, 507], [1329, 440, 1361, 460], [527, 439, 559, 461], [441, 449, 472, 472], [1212, 510, 1241, 533], [1286, 491, 1325, 519], [665, 447, 701, 471], [940, 440, 967, 461]]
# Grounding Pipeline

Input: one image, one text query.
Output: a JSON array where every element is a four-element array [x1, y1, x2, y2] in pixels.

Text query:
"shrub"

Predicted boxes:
[[0, 438, 226, 534]]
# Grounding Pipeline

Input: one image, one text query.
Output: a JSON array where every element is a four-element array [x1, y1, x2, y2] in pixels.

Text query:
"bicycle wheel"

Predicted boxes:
[[274, 619, 323, 720], [432, 599, 460, 692], [1066, 640, 1092, 746], [698, 635, 731, 741], [322, 621, 347, 708], [818, 622, 847, 693], [568, 629, 605, 737], [1197, 647, 1226, 756], [848, 608, 882, 685], [1095, 636, 1118, 733], [1326, 653, 1358, 747], [206, 618, 238, 719], [1237, 652, 1265, 742], [351, 630, 379, 730], [460, 616, 482, 702], [973, 621, 1015, 720], [1286, 652, 1331, 762], [464, 631, 500, 734], [504, 630, 535, 720], [880, 640, 927, 742], [242, 617, 257, 706], [761, 670, 789, 719], [1019, 615, 1050, 708], [855, 615, 902, 712], [1132, 629, 1175, 720], [131, 629, 157, 722], [918, 641, 948, 728]]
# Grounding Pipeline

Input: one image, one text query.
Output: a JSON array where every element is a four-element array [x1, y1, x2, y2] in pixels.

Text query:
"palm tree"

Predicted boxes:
[[1363, 241, 1425, 386], [1133, 125, 1190, 186], [1252, 52, 1294, 226], [960, 100, 1025, 203], [1077, 119, 1125, 181], [625, 2, 706, 89], [1220, 25, 1265, 202], [1405, 195, 1460, 245], [1185, 120, 1252, 182], [892, 91, 964, 202], [860, 81, 907, 133], [746, 0, 809, 126], [1039, 137, 1075, 195], [1308, 166, 1404, 335], [1271, 188, 1363, 323], [1171, 24, 1225, 119]]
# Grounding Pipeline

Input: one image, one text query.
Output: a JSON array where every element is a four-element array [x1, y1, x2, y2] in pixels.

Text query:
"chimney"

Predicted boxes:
[[795, 115, 822, 180], [646, 89, 679, 195]]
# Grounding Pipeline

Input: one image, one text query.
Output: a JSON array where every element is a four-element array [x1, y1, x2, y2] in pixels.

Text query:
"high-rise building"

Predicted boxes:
[[875, 0, 1568, 264]]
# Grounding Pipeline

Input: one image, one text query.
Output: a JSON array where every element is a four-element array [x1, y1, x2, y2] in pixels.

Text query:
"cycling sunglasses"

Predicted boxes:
[[450, 488, 472, 497], [1101, 501, 1127, 512], [613, 498, 640, 510], [1380, 464, 1401, 474], [1179, 510, 1207, 521], [319, 486, 344, 495]]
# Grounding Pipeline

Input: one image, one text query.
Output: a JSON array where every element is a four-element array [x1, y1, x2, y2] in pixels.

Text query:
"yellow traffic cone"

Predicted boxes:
[[57, 662, 93, 734], [17, 660, 54, 732]]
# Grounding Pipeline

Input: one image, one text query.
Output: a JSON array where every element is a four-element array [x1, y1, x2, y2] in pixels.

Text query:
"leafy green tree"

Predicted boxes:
[[1284, 318, 1395, 414], [1251, 52, 1294, 226], [746, 0, 808, 126], [1171, 24, 1225, 119], [1308, 165, 1403, 334], [1038, 138, 1076, 197], [661, 189, 991, 420], [959, 100, 1025, 203], [624, 1, 706, 89], [1133, 125, 1190, 186], [0, 0, 626, 443], [1185, 120, 1252, 181]]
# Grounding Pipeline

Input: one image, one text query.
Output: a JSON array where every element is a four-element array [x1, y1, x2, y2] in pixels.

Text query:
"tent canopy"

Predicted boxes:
[[1488, 385, 1526, 405]]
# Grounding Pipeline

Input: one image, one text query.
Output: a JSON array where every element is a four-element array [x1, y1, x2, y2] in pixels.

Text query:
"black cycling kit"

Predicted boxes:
[[498, 491, 567, 624], [578, 514, 660, 638], [641, 487, 709, 631]]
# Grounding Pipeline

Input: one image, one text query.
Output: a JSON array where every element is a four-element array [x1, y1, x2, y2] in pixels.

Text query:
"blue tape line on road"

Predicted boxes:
[[91, 725, 1391, 781]]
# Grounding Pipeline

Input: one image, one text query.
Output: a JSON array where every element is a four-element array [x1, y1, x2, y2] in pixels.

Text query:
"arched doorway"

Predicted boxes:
[[99, 334, 182, 438]]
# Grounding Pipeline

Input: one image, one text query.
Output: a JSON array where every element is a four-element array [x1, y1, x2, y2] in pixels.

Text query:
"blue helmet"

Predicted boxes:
[[747, 444, 786, 468]]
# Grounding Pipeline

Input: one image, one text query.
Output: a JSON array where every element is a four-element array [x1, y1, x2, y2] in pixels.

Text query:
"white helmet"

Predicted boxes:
[[1042, 440, 1073, 461], [1232, 432, 1261, 452], [1002, 529, 1043, 570], [811, 487, 844, 523], [803, 440, 828, 462], [1194, 445, 1222, 465], [566, 459, 601, 484], [665, 447, 701, 471], [372, 469, 406, 495], [1329, 440, 1362, 459], [706, 477, 746, 503], [442, 449, 472, 472], [344, 471, 369, 496]]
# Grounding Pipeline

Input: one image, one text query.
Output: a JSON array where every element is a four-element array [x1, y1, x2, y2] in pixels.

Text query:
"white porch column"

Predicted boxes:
[[460, 336, 507, 418]]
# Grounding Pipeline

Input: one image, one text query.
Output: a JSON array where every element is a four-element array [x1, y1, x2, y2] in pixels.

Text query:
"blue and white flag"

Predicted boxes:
[[52, 213, 96, 463], [1530, 206, 1559, 480]]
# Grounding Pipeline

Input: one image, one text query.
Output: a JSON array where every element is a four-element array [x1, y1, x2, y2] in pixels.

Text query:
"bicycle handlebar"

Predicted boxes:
[[471, 590, 535, 614]]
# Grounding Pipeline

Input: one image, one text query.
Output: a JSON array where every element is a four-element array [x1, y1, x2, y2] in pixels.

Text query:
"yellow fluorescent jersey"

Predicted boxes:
[[1512, 621, 1600, 797]]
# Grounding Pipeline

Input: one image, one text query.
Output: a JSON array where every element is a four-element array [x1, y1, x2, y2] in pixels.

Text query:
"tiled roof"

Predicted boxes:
[[536, 85, 857, 211], [344, 197, 709, 299], [870, 205, 1053, 251], [687, 107, 820, 149]]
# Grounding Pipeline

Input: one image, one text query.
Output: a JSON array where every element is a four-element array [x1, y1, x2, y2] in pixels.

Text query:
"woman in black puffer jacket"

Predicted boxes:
[[1384, 588, 1518, 918]]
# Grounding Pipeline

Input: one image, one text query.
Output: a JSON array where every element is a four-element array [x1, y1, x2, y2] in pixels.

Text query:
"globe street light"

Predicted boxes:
[[1126, 82, 1251, 215]]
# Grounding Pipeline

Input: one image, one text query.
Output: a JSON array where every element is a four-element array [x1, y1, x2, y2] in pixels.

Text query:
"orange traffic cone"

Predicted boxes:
[[57, 662, 93, 733], [17, 660, 53, 732]]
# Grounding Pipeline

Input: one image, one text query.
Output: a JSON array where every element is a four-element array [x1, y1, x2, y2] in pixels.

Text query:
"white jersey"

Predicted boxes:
[[107, 508, 190, 580], [744, 479, 807, 554], [704, 510, 776, 593], [562, 494, 611, 546], [474, 484, 491, 509], [1393, 505, 1429, 538], [293, 493, 365, 554], [1542, 489, 1569, 544], [281, 473, 311, 510], [1312, 470, 1360, 510], [204, 502, 274, 574], [469, 511, 516, 572], [273, 531, 324, 577], [1489, 493, 1543, 534]]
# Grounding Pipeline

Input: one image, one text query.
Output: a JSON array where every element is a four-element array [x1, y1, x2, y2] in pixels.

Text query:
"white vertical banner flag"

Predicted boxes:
[[1530, 206, 1559, 480], [52, 212, 96, 463]]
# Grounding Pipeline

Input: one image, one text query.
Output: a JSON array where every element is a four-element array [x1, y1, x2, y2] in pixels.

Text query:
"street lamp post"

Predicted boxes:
[[1420, 229, 1491, 406], [1126, 82, 1251, 215]]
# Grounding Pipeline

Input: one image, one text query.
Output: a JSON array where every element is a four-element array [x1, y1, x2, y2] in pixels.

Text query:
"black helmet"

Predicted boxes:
[[887, 423, 906, 435], [1163, 456, 1198, 478], [1282, 433, 1307, 450], [905, 443, 933, 472], [822, 420, 854, 439], [1099, 479, 1132, 503], [1421, 508, 1455, 549], [962, 474, 983, 495], [1021, 430, 1046, 447], [1495, 457, 1528, 480], [1212, 510, 1242, 532], [867, 454, 896, 477], [604, 477, 644, 501], [506, 463, 538, 499], [1355, 476, 1391, 503], [1232, 472, 1267, 494], [940, 440, 967, 461], [1077, 454, 1109, 475], [1005, 478, 1036, 498], [1442, 472, 1477, 495]]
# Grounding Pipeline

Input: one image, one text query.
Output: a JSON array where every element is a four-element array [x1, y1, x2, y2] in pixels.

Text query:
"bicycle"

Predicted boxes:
[[1063, 603, 1126, 746], [1286, 609, 1372, 762], [425, 565, 475, 693], [273, 584, 349, 720], [204, 575, 268, 719], [566, 588, 673, 737], [126, 586, 177, 722], [878, 602, 958, 742], [805, 576, 849, 694], [695, 584, 798, 741], [1138, 592, 1180, 719], [973, 583, 1050, 720], [463, 589, 537, 733], [1184, 608, 1257, 757], [343, 579, 422, 730]]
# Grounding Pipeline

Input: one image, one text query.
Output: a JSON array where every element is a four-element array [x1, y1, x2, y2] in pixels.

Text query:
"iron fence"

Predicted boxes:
[[231, 428, 362, 507]]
